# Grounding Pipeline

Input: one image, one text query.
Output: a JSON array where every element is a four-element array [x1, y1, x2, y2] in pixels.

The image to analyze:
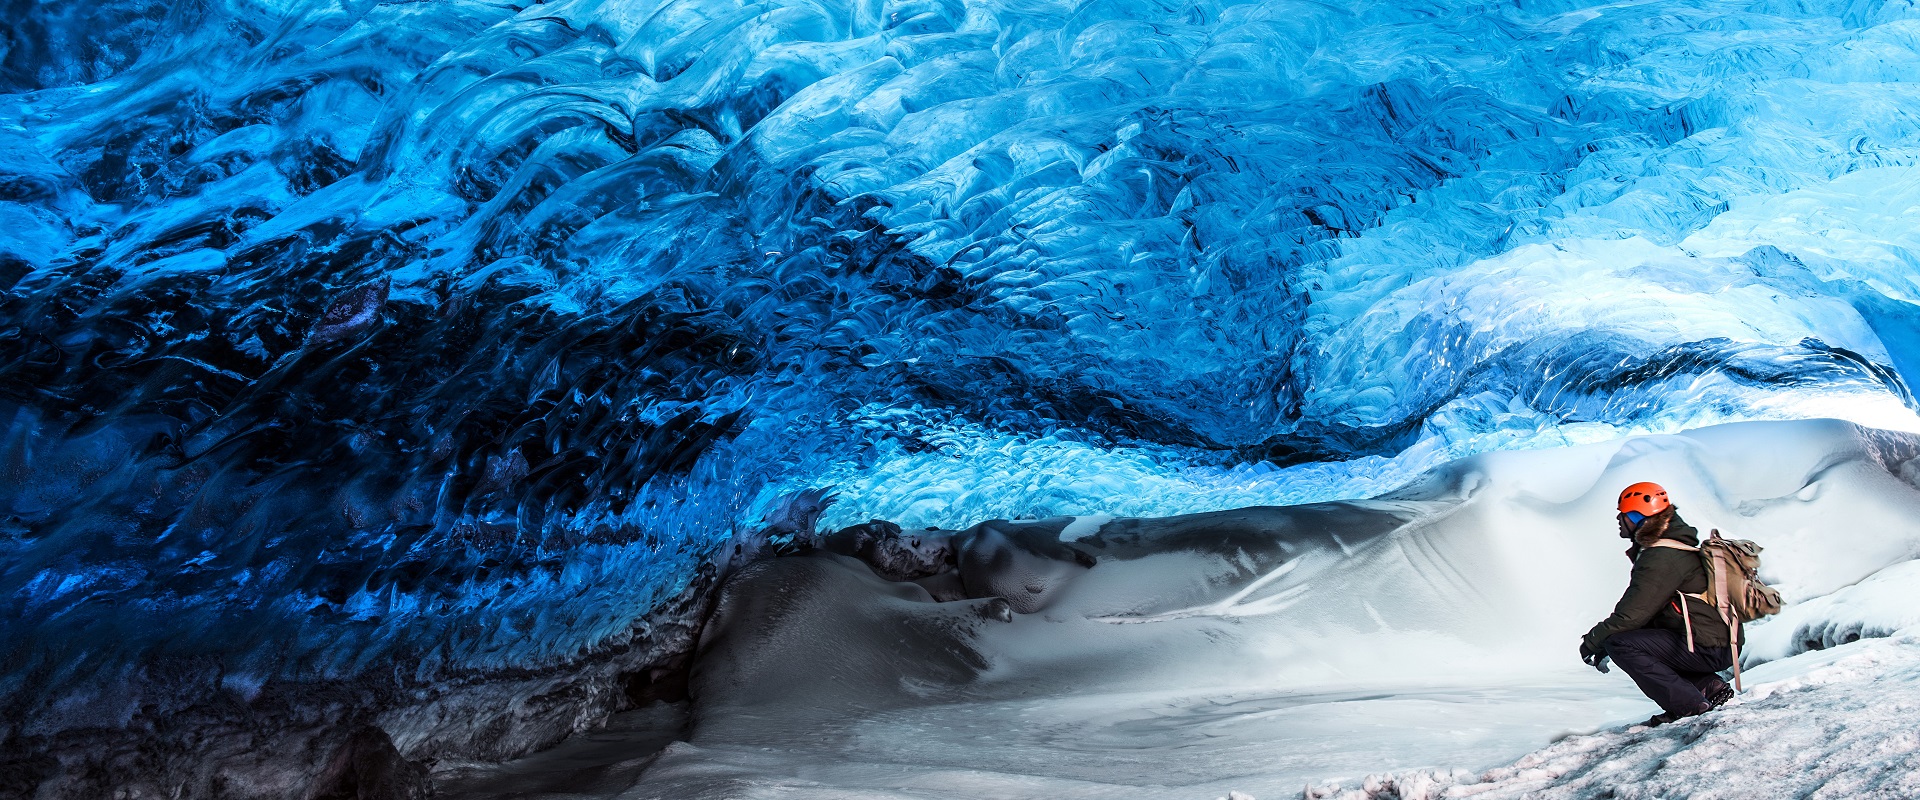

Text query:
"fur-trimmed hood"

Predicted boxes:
[[1623, 506, 1700, 556]]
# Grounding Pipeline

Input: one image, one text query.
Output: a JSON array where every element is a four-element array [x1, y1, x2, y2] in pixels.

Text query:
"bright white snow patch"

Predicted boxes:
[[1744, 558, 1920, 664], [1058, 514, 1115, 541]]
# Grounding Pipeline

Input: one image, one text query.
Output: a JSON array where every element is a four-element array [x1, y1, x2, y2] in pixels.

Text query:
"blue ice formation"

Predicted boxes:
[[6, 0, 1920, 726]]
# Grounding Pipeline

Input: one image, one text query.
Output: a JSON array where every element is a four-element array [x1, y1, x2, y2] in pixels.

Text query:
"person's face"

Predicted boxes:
[[1617, 510, 1647, 539]]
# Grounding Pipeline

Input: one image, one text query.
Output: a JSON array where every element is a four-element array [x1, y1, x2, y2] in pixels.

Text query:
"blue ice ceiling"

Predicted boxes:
[[6, 0, 1920, 719]]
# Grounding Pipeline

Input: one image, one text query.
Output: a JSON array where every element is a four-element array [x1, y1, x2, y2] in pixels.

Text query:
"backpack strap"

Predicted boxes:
[[1706, 530, 1745, 691], [1673, 592, 1695, 652], [1646, 540, 1706, 652]]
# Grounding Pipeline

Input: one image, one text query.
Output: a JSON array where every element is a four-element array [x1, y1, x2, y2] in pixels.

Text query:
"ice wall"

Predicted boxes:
[[6, 0, 1920, 746]]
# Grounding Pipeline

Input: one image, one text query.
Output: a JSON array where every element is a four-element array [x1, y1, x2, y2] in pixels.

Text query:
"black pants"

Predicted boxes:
[[1603, 628, 1732, 715]]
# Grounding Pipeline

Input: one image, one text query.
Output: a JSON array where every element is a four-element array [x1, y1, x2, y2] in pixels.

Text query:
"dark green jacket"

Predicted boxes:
[[1583, 510, 1737, 652]]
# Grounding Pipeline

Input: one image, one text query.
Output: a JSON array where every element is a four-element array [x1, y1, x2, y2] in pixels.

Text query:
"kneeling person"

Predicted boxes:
[[1579, 482, 1738, 726]]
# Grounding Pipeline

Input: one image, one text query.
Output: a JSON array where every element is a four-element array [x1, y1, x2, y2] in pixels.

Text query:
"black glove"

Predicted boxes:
[[1579, 641, 1610, 674]]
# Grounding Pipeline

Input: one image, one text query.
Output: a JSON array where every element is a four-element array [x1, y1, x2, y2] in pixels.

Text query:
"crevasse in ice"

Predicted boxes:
[[5, 0, 1920, 724]]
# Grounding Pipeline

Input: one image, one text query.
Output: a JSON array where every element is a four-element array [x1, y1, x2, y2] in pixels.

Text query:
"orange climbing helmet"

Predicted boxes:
[[1617, 482, 1670, 517]]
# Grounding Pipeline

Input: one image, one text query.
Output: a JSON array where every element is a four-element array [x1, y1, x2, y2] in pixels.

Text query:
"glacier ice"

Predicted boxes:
[[8, 0, 1920, 791]]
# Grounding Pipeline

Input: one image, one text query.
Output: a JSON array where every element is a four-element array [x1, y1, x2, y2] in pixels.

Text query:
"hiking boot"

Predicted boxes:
[[1703, 682, 1735, 711], [1642, 702, 1712, 727]]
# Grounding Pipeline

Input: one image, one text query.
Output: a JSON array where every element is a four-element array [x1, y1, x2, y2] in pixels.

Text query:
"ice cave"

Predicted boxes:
[[5, 0, 1920, 797]]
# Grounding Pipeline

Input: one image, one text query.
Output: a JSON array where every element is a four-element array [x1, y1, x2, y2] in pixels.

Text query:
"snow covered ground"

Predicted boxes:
[[1301, 630, 1920, 800], [442, 419, 1920, 799]]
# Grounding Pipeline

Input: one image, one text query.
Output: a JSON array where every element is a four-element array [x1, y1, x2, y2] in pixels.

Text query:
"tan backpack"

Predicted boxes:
[[1651, 529, 1783, 690], [1699, 530, 1784, 623]]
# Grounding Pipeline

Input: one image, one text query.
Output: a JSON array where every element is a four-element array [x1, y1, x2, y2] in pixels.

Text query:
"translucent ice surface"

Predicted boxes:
[[8, 0, 1920, 734]]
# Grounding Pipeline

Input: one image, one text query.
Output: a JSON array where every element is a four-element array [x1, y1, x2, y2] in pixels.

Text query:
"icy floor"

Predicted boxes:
[[442, 420, 1920, 799], [447, 637, 1920, 800], [629, 680, 1651, 800], [441, 673, 1651, 799]]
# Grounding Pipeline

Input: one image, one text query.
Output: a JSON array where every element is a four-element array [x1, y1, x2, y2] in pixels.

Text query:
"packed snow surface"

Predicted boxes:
[[1300, 632, 1920, 800], [441, 419, 1920, 798]]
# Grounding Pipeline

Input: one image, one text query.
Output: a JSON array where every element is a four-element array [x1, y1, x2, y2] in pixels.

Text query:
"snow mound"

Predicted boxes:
[[1300, 630, 1920, 800], [1744, 559, 1920, 664]]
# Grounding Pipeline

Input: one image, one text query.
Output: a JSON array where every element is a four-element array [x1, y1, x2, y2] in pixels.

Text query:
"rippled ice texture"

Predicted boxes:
[[7, 0, 1920, 725]]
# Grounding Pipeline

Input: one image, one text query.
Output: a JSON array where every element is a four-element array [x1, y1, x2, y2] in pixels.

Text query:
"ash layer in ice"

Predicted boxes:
[[10, 0, 1920, 796], [821, 517, 1098, 612]]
